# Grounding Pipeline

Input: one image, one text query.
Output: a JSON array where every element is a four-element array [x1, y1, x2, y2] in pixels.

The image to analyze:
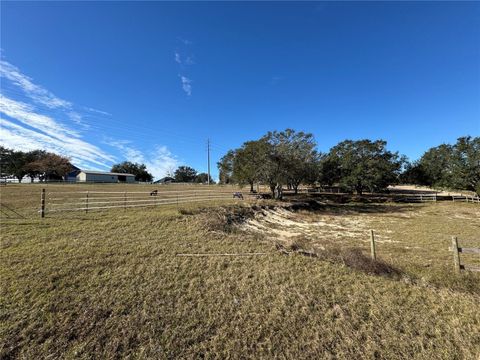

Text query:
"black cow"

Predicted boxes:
[[150, 190, 158, 196]]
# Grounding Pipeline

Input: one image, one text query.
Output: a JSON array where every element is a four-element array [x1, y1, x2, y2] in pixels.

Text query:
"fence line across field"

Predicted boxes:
[[46, 196, 236, 213], [401, 193, 479, 204], [40, 188, 251, 217], [47, 195, 234, 207], [48, 193, 233, 203], [46, 189, 239, 195], [46, 191, 236, 199]]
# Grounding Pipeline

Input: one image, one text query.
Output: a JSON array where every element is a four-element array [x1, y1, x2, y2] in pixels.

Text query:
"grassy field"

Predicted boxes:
[[1, 184, 479, 359]]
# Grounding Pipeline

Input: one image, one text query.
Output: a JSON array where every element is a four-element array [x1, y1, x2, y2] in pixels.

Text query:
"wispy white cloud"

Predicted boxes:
[[0, 59, 71, 109], [179, 75, 192, 96], [174, 38, 195, 96], [67, 111, 90, 129], [0, 57, 179, 175], [104, 139, 178, 179], [1, 117, 115, 168], [174, 51, 182, 64], [0, 59, 116, 168], [0, 95, 81, 138], [84, 107, 112, 116]]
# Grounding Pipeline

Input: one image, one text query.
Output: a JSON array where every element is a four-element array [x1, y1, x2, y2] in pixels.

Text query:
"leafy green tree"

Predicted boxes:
[[448, 136, 480, 192], [217, 150, 235, 184], [318, 156, 340, 187], [0, 146, 13, 178], [415, 137, 480, 192], [174, 166, 197, 183], [111, 161, 153, 182], [232, 140, 268, 192], [282, 131, 320, 194], [400, 161, 429, 185], [260, 129, 320, 198], [195, 172, 215, 184], [0, 147, 27, 182], [417, 144, 453, 188], [326, 139, 404, 194]]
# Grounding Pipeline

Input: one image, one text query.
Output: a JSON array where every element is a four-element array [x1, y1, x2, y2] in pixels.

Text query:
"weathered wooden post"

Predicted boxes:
[[451, 236, 461, 273], [124, 191, 127, 210], [85, 191, 89, 213], [40, 188, 45, 218], [370, 230, 376, 260]]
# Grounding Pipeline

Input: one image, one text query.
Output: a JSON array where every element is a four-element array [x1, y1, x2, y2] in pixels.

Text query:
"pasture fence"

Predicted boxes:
[[450, 236, 480, 273], [451, 195, 480, 203], [400, 193, 479, 203], [40, 188, 250, 217]]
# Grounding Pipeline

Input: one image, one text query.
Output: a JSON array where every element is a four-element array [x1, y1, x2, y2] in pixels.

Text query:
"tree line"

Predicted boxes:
[[400, 136, 480, 194], [169, 166, 215, 184], [0, 146, 214, 184], [2, 133, 478, 192], [217, 130, 479, 198], [0, 146, 72, 182]]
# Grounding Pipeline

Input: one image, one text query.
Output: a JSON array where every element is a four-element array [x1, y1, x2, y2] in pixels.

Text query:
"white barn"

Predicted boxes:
[[76, 170, 136, 183]]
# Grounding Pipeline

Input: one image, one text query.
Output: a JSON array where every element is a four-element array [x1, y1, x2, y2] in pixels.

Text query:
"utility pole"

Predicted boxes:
[[207, 138, 211, 185]]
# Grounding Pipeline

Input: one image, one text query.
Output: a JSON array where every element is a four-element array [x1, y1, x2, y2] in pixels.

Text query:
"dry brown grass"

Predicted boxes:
[[1, 184, 479, 359]]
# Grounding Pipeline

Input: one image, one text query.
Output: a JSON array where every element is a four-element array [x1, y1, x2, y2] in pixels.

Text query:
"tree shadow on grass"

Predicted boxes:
[[282, 199, 417, 216]]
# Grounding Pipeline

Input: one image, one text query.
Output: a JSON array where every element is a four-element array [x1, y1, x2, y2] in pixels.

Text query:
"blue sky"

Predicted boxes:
[[1, 1, 479, 180]]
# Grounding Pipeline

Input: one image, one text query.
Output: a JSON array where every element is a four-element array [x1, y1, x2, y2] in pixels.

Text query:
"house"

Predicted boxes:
[[76, 170, 136, 183]]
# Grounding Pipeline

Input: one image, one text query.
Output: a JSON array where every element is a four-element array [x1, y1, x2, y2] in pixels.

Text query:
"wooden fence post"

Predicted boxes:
[[85, 191, 89, 213], [370, 230, 376, 260], [124, 192, 127, 210], [451, 236, 461, 273], [40, 188, 45, 218]]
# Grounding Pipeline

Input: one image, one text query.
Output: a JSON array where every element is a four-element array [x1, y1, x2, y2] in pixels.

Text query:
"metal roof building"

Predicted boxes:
[[76, 170, 136, 183]]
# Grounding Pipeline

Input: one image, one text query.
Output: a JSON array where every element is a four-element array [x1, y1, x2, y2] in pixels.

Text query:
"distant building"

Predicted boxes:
[[66, 164, 82, 182], [154, 176, 175, 184], [76, 170, 136, 183]]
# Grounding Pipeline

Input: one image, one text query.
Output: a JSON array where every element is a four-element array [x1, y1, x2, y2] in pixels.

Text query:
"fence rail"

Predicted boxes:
[[40, 189, 251, 217], [403, 194, 438, 202], [399, 193, 480, 203], [450, 236, 480, 273]]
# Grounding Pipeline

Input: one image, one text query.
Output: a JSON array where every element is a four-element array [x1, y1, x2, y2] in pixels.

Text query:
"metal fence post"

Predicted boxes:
[[370, 230, 376, 260], [124, 192, 127, 210], [85, 191, 89, 213], [40, 188, 45, 218]]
